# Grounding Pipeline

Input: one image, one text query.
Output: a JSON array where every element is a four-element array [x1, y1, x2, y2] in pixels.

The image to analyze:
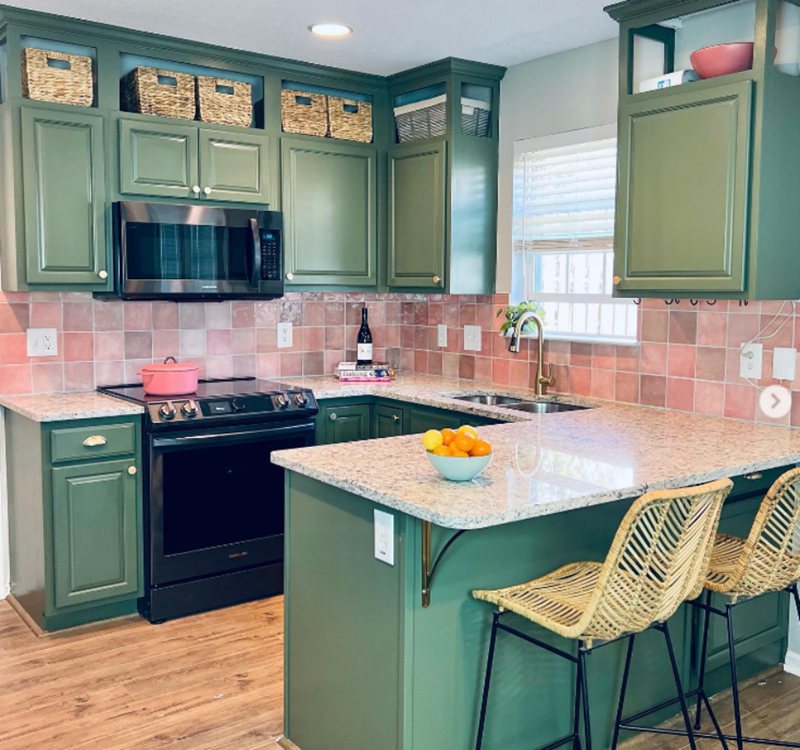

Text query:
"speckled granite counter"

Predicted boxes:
[[273, 375, 800, 529], [0, 392, 143, 422]]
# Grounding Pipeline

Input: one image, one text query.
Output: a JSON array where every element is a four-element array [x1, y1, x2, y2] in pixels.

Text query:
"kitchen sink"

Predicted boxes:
[[453, 394, 522, 405], [502, 401, 590, 414]]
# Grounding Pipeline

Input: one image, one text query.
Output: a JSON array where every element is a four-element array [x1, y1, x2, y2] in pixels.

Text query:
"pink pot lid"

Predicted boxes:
[[138, 357, 199, 374]]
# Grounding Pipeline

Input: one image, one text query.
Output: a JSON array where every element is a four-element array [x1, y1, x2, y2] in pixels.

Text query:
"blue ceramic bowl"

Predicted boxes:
[[426, 451, 492, 482]]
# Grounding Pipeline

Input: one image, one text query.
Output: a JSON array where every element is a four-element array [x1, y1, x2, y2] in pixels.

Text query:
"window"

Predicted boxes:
[[511, 124, 637, 344]]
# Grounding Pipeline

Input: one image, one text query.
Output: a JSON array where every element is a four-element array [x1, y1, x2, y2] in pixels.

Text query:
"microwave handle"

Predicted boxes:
[[249, 218, 262, 289]]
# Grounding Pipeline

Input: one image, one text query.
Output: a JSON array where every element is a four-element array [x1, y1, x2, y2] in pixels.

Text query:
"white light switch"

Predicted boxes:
[[277, 321, 293, 349], [26, 328, 58, 357], [437, 324, 448, 348], [740, 343, 763, 379], [773, 347, 797, 381], [374, 509, 394, 566], [463, 325, 482, 352]]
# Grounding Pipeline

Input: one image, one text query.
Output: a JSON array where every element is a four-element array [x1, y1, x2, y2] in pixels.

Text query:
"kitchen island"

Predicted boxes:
[[272, 381, 800, 750]]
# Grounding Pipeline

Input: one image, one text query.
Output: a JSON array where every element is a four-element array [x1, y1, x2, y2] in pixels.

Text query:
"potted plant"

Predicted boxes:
[[496, 300, 546, 336]]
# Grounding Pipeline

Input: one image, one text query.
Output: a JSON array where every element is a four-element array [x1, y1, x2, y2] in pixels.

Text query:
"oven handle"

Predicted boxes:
[[151, 421, 315, 449]]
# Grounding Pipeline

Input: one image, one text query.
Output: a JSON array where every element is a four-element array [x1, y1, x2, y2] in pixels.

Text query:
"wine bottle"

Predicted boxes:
[[356, 307, 373, 366]]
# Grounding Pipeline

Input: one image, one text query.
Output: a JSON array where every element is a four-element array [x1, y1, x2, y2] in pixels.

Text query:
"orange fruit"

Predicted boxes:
[[450, 449, 470, 458], [454, 434, 475, 453], [432, 445, 451, 457], [457, 425, 479, 441], [470, 440, 492, 457], [441, 428, 457, 446]]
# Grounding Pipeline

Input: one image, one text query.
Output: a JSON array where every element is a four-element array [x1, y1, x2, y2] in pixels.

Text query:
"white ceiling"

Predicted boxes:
[[9, 0, 618, 75]]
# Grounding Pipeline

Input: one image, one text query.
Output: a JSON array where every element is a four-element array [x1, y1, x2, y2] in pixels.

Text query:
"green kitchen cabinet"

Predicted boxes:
[[51, 458, 140, 609], [282, 137, 377, 286], [388, 140, 447, 290], [317, 402, 372, 444], [17, 106, 111, 289], [615, 81, 752, 295], [607, 0, 800, 299], [119, 117, 271, 204], [372, 403, 405, 437], [405, 404, 462, 434], [5, 411, 144, 631]]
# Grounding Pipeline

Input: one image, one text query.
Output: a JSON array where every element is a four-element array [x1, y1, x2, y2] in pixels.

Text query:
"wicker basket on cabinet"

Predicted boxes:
[[281, 89, 328, 137], [328, 96, 373, 142], [196, 76, 253, 127], [21, 48, 94, 107], [121, 67, 196, 120]]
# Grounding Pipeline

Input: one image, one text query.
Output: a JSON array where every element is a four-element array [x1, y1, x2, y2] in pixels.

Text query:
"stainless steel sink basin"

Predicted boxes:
[[453, 394, 523, 405], [502, 401, 590, 414]]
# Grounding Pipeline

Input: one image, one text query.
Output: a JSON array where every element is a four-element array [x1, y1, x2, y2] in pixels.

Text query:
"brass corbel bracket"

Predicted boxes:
[[421, 521, 467, 608]]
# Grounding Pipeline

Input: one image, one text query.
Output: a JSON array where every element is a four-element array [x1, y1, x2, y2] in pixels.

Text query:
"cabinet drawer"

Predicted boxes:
[[51, 423, 137, 463], [729, 465, 789, 503]]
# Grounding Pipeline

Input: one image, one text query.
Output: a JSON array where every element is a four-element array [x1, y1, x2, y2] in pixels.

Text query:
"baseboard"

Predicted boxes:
[[784, 648, 800, 677]]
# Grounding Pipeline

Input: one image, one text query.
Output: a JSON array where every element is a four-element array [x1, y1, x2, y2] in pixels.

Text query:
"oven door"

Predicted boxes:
[[148, 420, 313, 585]]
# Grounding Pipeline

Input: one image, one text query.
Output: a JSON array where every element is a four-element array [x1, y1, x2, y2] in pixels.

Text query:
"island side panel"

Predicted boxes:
[[284, 472, 407, 750]]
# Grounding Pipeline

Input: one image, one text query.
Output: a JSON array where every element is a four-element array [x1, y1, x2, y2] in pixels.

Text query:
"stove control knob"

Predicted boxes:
[[159, 402, 177, 421], [231, 398, 247, 413], [293, 393, 308, 407], [182, 399, 199, 418], [275, 394, 289, 409]]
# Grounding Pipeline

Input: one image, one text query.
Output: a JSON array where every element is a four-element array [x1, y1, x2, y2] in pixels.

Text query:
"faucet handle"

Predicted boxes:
[[540, 362, 556, 386]]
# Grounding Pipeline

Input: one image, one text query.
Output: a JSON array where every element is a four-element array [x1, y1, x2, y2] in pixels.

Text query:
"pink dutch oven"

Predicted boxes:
[[138, 356, 200, 396]]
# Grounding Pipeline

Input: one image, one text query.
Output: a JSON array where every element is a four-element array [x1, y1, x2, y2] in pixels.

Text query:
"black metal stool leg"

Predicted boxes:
[[661, 621, 699, 750], [726, 604, 745, 750], [475, 610, 500, 750], [578, 646, 592, 750], [694, 590, 713, 730], [610, 634, 635, 750], [572, 644, 583, 750]]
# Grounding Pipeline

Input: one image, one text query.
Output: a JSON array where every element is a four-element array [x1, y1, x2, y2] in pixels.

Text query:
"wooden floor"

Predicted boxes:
[[1, 595, 799, 749]]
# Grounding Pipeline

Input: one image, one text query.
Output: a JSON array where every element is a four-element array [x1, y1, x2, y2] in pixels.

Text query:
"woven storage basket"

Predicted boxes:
[[122, 67, 196, 120], [22, 48, 94, 107], [328, 97, 373, 143], [394, 95, 446, 142], [281, 89, 328, 137], [460, 97, 491, 137], [196, 76, 253, 127]]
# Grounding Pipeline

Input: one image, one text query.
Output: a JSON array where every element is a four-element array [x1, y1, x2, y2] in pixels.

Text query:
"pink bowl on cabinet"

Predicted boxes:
[[690, 42, 755, 78], [138, 357, 199, 396]]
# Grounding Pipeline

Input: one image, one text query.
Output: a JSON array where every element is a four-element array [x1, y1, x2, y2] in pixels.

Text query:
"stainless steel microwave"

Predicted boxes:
[[113, 202, 283, 301]]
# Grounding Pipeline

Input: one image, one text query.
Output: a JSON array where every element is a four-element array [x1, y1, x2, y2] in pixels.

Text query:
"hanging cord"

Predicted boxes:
[[740, 301, 798, 390]]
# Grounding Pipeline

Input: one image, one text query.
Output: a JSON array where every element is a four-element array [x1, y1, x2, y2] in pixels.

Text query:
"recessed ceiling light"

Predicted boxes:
[[309, 23, 353, 38]]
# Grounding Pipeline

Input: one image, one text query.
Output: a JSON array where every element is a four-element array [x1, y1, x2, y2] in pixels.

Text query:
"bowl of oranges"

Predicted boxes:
[[422, 425, 493, 482]]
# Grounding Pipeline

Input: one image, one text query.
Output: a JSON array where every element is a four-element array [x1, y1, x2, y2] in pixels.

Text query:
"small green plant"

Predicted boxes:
[[496, 300, 546, 336]]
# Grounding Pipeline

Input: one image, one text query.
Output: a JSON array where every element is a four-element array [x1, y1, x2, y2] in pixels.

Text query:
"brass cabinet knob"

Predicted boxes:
[[286, 272, 295, 281], [432, 275, 441, 284], [329, 412, 337, 421], [203, 186, 212, 196], [98, 270, 108, 280], [613, 275, 621, 285], [127, 466, 137, 476], [192, 185, 201, 195], [82, 435, 107, 448], [392, 414, 400, 423], [744, 472, 763, 481]]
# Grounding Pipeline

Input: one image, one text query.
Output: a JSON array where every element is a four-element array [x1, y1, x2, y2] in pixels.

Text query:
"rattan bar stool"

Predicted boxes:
[[472, 478, 733, 750], [646, 466, 800, 750]]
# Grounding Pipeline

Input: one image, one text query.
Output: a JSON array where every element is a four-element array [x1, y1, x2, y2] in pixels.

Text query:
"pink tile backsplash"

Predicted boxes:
[[1, 289, 799, 428]]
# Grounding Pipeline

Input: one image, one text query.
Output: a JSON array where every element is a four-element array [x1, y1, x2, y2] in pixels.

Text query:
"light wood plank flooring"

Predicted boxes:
[[1, 595, 799, 749]]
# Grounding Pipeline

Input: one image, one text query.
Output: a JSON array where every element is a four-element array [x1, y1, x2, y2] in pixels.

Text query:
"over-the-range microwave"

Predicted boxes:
[[109, 201, 283, 301]]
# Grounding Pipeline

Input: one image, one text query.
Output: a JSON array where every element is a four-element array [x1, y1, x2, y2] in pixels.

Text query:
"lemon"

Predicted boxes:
[[457, 425, 479, 441], [422, 429, 444, 452]]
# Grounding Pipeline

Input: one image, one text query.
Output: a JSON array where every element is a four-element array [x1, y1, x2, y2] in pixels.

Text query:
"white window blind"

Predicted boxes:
[[511, 125, 637, 344]]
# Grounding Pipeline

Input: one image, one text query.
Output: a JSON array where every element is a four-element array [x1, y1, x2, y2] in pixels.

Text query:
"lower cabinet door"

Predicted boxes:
[[51, 458, 140, 609], [406, 405, 461, 434], [319, 404, 371, 444], [372, 404, 405, 438]]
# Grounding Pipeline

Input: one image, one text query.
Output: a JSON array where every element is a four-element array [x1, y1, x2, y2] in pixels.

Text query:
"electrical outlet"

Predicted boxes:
[[740, 343, 763, 379], [437, 324, 447, 348], [277, 321, 293, 349], [773, 347, 797, 381], [374, 509, 394, 565], [26, 328, 58, 357], [463, 325, 482, 352]]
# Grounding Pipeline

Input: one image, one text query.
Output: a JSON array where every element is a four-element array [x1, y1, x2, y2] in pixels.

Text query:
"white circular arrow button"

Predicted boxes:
[[759, 385, 792, 419]]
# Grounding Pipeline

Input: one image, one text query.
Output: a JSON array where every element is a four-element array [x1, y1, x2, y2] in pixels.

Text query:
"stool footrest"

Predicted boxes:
[[540, 732, 579, 750], [619, 723, 800, 747]]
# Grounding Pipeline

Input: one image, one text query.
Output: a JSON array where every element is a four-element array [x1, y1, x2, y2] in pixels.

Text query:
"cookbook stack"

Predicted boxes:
[[335, 362, 395, 383]]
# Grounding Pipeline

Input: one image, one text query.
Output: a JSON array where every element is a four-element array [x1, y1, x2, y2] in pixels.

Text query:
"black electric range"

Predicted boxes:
[[99, 377, 318, 622]]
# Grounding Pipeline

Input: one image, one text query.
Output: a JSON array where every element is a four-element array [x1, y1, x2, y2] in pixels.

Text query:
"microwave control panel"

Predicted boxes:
[[260, 231, 282, 281]]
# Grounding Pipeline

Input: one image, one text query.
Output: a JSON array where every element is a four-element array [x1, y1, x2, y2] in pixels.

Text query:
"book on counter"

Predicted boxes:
[[335, 361, 395, 382]]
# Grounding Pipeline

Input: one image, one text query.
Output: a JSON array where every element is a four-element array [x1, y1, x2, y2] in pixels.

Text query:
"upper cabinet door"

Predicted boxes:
[[282, 138, 377, 286], [388, 140, 447, 289], [199, 129, 271, 205], [615, 81, 752, 295], [119, 118, 199, 199], [21, 108, 110, 288]]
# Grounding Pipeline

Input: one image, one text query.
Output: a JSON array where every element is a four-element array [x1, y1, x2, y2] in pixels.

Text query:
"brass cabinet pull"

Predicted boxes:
[[203, 186, 212, 196], [613, 275, 621, 285], [128, 466, 137, 476], [392, 414, 400, 423], [329, 412, 337, 421], [286, 272, 295, 281], [97, 270, 108, 280], [432, 275, 441, 284], [192, 185, 201, 195], [82, 435, 107, 448], [744, 472, 764, 481]]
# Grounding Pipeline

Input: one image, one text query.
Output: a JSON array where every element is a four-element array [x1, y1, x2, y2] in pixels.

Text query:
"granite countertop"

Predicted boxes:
[[273, 374, 800, 530], [0, 392, 144, 422]]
